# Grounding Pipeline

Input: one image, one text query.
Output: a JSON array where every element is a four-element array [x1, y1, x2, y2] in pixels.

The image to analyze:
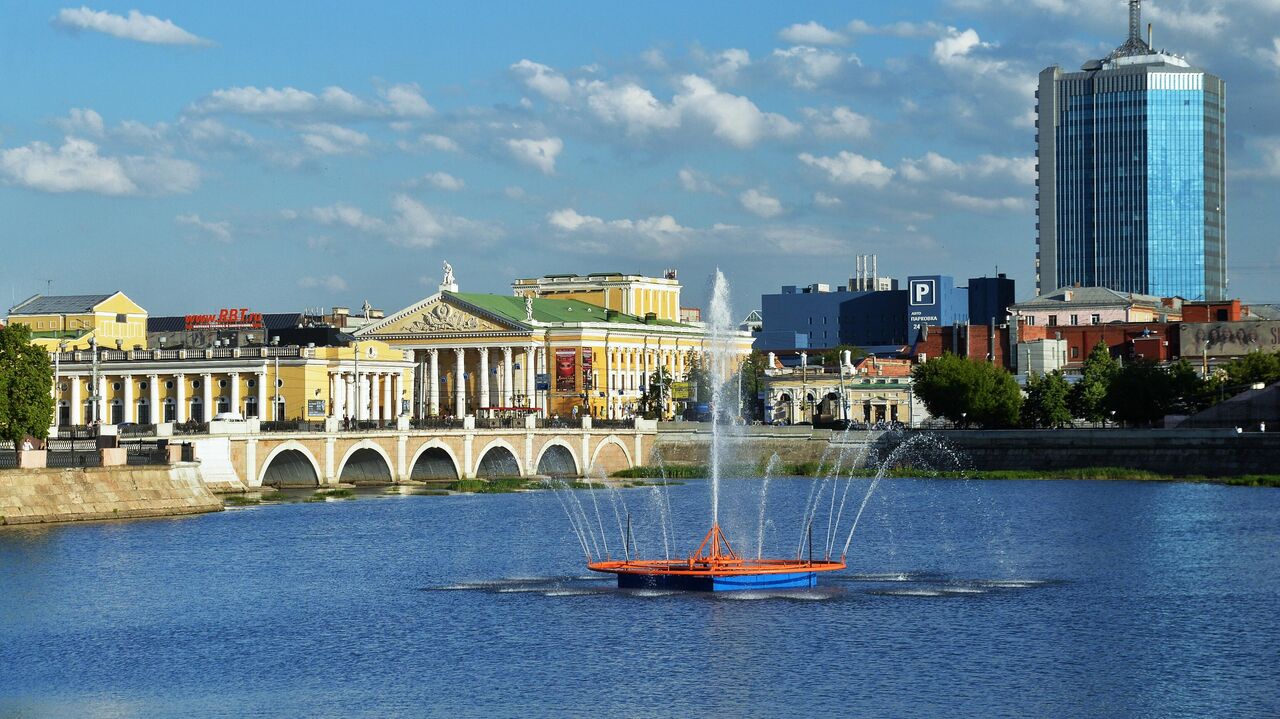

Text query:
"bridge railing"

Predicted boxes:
[[410, 417, 462, 430], [260, 420, 328, 433], [591, 418, 635, 430]]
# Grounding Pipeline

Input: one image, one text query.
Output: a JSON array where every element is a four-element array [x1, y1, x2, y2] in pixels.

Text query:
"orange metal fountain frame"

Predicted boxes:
[[587, 524, 846, 578]]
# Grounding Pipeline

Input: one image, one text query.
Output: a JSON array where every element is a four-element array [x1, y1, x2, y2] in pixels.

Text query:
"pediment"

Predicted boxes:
[[362, 295, 522, 336]]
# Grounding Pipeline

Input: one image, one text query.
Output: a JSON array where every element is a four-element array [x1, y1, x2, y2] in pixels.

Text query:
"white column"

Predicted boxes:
[[429, 349, 440, 415], [70, 376, 82, 425], [383, 371, 393, 419], [328, 372, 338, 417], [358, 373, 370, 420], [148, 374, 159, 424], [524, 345, 536, 408], [256, 371, 268, 419], [477, 348, 490, 411], [344, 373, 355, 420], [122, 375, 135, 423], [202, 373, 213, 420], [537, 347, 548, 416], [369, 373, 380, 421], [454, 348, 467, 415], [502, 346, 514, 408], [229, 372, 241, 416], [176, 374, 187, 423]]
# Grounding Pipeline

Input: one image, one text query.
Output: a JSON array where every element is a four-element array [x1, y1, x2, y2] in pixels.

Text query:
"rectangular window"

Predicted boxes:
[[116, 314, 126, 323], [1070, 314, 1079, 326], [1048, 315, 1058, 327], [1091, 314, 1101, 325], [1072, 347, 1080, 359], [1026, 316, 1036, 326]]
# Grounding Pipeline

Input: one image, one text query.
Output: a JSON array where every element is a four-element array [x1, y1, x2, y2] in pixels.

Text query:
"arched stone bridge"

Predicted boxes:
[[196, 426, 653, 489]]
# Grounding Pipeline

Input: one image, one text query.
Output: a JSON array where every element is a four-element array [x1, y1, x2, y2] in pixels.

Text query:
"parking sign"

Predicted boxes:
[[909, 278, 936, 306]]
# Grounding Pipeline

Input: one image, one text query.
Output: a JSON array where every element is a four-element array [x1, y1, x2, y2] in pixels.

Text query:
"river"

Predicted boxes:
[[1, 478, 1276, 718]]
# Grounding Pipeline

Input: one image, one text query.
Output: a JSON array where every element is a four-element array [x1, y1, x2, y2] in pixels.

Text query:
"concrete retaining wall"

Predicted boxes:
[[0, 463, 223, 526], [653, 425, 1279, 477]]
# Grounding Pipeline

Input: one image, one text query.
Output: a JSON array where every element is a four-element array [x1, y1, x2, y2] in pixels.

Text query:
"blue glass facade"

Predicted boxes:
[[1037, 61, 1226, 301]]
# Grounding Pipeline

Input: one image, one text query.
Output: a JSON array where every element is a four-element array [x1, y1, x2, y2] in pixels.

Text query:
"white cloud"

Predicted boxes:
[[678, 167, 721, 194], [547, 208, 601, 232], [1262, 37, 1280, 70], [933, 27, 991, 66], [389, 194, 446, 247], [584, 81, 680, 135], [779, 21, 847, 46], [506, 137, 563, 174], [900, 152, 964, 182], [0, 136, 198, 196], [771, 46, 854, 89], [379, 83, 433, 117], [709, 49, 751, 83], [641, 48, 667, 70], [740, 188, 784, 218], [53, 6, 212, 46], [420, 171, 465, 191], [504, 185, 526, 200], [900, 151, 1034, 184], [847, 19, 943, 38], [398, 133, 460, 153], [182, 118, 256, 149], [191, 84, 430, 118], [308, 203, 386, 233], [299, 195, 497, 248], [175, 213, 231, 242], [298, 275, 348, 292], [547, 208, 690, 253], [813, 192, 843, 207], [510, 59, 572, 102], [798, 151, 895, 188], [805, 106, 872, 139], [673, 75, 799, 147], [943, 190, 1029, 212], [299, 123, 370, 155], [55, 108, 104, 136]]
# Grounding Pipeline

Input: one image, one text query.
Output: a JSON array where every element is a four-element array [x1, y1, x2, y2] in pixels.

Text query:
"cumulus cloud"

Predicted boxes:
[[709, 49, 751, 83], [779, 21, 847, 46], [900, 151, 1035, 184], [798, 151, 895, 188], [505, 137, 563, 174], [298, 274, 348, 291], [0, 136, 198, 196], [740, 188, 784, 218], [678, 167, 721, 194], [846, 19, 944, 38], [943, 190, 1029, 212], [671, 75, 799, 147], [398, 133, 460, 153], [547, 208, 690, 253], [805, 106, 872, 139], [419, 171, 465, 191], [299, 123, 370, 155], [298, 195, 497, 248], [191, 83, 432, 118], [813, 192, 843, 207], [55, 108, 105, 136], [175, 213, 231, 242], [584, 81, 680, 135], [771, 46, 856, 89], [53, 6, 212, 45], [510, 59, 572, 102]]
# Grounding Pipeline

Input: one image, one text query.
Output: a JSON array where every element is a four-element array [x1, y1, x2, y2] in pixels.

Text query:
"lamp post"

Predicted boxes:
[[90, 336, 100, 426]]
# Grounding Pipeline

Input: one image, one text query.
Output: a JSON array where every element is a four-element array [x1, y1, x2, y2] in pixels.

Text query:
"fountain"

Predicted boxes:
[[588, 270, 846, 591]]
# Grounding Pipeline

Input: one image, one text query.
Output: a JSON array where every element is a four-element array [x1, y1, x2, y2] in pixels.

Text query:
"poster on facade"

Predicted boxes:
[[555, 349, 576, 391], [670, 381, 691, 400], [1180, 321, 1280, 357], [581, 350, 593, 390], [535, 373, 550, 391], [307, 399, 326, 416]]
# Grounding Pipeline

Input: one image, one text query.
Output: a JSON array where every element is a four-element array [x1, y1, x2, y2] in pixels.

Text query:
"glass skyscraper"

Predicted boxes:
[[1035, 0, 1226, 300]]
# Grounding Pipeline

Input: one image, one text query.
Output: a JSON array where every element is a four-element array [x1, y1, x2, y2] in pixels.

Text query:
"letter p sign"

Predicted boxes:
[[910, 279, 936, 306]]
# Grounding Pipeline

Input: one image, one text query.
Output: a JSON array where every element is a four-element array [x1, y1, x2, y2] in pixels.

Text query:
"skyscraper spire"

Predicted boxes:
[[1111, 0, 1151, 58]]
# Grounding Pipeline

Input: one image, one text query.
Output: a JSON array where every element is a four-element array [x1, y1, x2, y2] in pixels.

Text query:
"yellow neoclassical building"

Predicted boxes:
[[511, 271, 683, 322], [7, 292, 148, 352], [357, 270, 754, 420]]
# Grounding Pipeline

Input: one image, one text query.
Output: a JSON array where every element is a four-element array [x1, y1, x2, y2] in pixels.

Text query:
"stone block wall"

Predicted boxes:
[[0, 463, 223, 526]]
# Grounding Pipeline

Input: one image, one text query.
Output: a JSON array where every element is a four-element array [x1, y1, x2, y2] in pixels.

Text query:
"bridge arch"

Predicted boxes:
[[408, 440, 461, 481], [535, 439, 580, 477], [258, 441, 322, 487], [337, 440, 394, 484], [589, 436, 633, 477], [475, 438, 523, 478]]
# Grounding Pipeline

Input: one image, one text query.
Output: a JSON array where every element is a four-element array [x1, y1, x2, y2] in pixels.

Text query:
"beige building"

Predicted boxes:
[[763, 355, 919, 426], [358, 270, 753, 420], [511, 270, 683, 322]]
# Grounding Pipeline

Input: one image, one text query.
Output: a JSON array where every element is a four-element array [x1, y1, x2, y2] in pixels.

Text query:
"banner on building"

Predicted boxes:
[[1179, 322, 1280, 357], [670, 381, 691, 400], [581, 350, 593, 390], [555, 349, 576, 392], [307, 400, 326, 417]]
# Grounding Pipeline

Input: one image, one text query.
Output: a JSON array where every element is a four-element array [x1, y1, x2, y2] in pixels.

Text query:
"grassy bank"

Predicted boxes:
[[612, 464, 1280, 487]]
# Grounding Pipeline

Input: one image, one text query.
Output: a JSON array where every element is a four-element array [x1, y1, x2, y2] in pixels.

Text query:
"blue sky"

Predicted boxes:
[[3, 0, 1279, 316]]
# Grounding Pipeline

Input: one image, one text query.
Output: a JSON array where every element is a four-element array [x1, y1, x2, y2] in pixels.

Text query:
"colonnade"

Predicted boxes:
[[414, 345, 541, 417]]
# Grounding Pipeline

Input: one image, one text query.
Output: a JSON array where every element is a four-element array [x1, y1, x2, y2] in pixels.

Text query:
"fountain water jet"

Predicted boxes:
[[589, 269, 845, 590]]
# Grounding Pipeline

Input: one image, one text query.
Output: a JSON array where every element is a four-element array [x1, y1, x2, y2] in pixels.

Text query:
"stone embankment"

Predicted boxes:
[[654, 425, 1280, 478], [0, 463, 223, 526]]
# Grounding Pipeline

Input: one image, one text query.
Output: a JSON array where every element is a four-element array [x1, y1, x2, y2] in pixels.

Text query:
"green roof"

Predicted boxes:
[[449, 292, 689, 328]]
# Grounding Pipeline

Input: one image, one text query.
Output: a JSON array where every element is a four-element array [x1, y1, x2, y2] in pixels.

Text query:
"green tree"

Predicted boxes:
[[911, 353, 1022, 428], [638, 369, 672, 419], [0, 324, 55, 457], [682, 350, 713, 403], [1022, 370, 1072, 428], [1070, 341, 1119, 422], [1221, 351, 1280, 387], [731, 351, 768, 421], [1105, 359, 1207, 426]]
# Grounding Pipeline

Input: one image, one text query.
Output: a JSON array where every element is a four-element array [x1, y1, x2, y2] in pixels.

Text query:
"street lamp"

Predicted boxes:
[[960, 411, 967, 429]]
